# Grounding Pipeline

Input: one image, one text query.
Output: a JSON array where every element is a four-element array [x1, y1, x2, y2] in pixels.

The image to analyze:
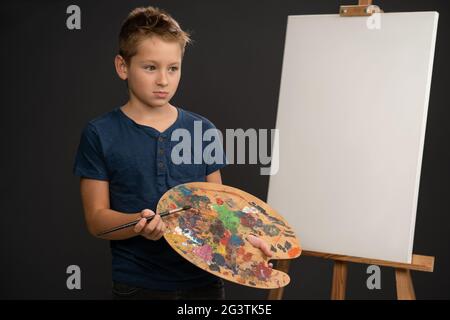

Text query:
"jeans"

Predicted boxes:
[[112, 279, 226, 300]]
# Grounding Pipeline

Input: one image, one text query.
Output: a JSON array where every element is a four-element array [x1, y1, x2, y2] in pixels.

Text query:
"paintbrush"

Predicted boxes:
[[97, 205, 192, 236]]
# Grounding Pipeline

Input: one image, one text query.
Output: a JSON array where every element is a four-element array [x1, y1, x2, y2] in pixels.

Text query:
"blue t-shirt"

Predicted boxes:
[[73, 106, 227, 290]]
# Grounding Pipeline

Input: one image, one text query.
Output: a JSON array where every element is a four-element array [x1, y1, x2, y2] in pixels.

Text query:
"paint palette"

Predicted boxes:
[[158, 182, 302, 289]]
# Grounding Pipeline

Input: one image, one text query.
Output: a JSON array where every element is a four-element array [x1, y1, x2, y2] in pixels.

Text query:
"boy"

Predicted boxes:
[[73, 6, 271, 300]]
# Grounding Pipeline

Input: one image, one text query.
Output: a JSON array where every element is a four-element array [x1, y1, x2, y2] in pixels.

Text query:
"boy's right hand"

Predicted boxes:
[[133, 209, 167, 240]]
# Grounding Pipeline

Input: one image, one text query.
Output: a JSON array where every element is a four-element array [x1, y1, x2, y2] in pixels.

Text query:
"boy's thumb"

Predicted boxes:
[[141, 209, 155, 217]]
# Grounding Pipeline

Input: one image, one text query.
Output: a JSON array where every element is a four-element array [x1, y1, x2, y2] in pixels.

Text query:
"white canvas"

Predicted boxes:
[[267, 12, 439, 263]]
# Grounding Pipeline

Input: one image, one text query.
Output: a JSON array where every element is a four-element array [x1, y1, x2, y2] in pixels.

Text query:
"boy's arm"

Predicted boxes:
[[80, 178, 165, 241], [206, 169, 223, 184]]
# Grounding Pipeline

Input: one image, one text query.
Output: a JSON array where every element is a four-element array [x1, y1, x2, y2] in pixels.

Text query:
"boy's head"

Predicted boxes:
[[115, 6, 191, 108]]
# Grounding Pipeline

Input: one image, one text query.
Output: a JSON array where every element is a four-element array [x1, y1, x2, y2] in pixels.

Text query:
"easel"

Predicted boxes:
[[267, 0, 436, 300], [268, 251, 434, 300]]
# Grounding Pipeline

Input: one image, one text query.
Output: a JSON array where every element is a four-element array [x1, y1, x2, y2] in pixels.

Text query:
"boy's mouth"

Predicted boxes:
[[154, 91, 169, 98]]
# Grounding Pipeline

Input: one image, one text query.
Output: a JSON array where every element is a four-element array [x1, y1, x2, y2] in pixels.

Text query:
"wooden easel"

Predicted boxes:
[[268, 0, 436, 300], [339, 0, 383, 16], [268, 251, 434, 300]]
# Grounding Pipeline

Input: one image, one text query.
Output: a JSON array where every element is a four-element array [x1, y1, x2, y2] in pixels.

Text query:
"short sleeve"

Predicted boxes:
[[73, 123, 109, 180], [203, 120, 228, 176]]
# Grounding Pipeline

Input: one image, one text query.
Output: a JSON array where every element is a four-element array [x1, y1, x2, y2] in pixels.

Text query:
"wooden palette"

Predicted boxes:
[[157, 182, 302, 289]]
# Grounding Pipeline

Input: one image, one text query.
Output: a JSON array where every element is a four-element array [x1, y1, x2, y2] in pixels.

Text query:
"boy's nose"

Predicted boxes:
[[156, 71, 169, 86]]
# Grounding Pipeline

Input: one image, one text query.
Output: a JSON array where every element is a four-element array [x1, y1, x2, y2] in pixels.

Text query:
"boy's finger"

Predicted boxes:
[[154, 229, 165, 240], [260, 241, 273, 257], [149, 229, 163, 240], [146, 224, 160, 239], [141, 209, 155, 218], [134, 218, 147, 233], [147, 214, 160, 230], [145, 216, 161, 238], [247, 234, 273, 257], [153, 219, 165, 237], [143, 223, 156, 236]]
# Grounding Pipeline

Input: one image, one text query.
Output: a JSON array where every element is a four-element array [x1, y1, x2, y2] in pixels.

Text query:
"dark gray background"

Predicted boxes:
[[1, 0, 449, 299]]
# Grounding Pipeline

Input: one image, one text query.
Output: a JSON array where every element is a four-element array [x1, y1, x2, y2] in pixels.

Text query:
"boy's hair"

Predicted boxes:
[[119, 6, 192, 65]]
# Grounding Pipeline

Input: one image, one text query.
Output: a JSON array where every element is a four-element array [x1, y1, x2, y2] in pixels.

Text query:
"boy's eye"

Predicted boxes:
[[143, 66, 178, 72]]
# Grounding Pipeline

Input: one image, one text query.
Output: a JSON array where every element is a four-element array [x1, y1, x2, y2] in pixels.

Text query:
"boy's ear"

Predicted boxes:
[[114, 55, 128, 80]]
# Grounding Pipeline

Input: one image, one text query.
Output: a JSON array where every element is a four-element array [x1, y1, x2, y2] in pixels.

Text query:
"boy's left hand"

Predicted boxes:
[[246, 234, 274, 268]]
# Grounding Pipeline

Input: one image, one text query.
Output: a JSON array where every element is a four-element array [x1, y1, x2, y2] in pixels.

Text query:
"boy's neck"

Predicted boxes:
[[122, 98, 175, 122]]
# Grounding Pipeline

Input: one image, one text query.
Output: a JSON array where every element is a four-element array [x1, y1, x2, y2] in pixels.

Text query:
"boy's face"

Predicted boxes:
[[118, 36, 182, 108]]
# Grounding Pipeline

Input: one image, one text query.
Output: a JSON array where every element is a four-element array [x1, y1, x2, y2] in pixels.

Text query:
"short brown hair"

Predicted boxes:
[[119, 6, 192, 64]]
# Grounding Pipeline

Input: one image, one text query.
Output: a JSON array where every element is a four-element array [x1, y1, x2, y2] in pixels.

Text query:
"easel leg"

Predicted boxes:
[[395, 268, 416, 300], [267, 260, 291, 300], [331, 261, 348, 300]]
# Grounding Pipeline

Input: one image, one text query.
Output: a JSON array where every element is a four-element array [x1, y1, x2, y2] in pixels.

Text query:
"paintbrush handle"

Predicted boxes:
[[96, 205, 191, 236], [97, 215, 156, 236]]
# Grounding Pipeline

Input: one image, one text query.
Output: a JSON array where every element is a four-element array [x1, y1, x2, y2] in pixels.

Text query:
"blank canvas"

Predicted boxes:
[[267, 12, 439, 263]]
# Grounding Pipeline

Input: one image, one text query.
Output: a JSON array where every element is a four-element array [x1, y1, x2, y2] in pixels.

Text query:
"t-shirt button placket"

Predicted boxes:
[[157, 134, 167, 176]]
